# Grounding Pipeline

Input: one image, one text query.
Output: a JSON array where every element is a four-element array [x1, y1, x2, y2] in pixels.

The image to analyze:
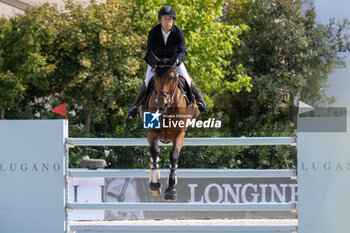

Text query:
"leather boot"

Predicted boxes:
[[191, 81, 208, 113], [127, 82, 147, 119]]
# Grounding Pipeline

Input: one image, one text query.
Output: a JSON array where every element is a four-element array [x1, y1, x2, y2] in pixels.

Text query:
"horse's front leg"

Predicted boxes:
[[164, 131, 185, 201], [148, 135, 161, 196]]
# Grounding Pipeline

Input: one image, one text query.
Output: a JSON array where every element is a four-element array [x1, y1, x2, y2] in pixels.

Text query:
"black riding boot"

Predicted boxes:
[[127, 82, 147, 119], [191, 81, 208, 113]]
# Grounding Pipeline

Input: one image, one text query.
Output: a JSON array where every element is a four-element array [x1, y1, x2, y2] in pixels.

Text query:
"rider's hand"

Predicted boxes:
[[160, 58, 171, 65]]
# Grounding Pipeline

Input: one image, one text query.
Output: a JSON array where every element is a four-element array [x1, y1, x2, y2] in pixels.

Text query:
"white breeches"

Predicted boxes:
[[144, 63, 192, 87]]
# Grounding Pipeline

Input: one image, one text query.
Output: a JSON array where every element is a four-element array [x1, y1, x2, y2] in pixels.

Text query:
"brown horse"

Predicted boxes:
[[140, 65, 199, 201]]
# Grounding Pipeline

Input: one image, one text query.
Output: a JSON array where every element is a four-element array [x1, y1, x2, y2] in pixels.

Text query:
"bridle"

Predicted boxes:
[[152, 65, 180, 112]]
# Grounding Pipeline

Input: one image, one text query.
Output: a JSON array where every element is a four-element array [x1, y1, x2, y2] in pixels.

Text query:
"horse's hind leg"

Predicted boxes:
[[148, 139, 161, 196], [164, 131, 185, 201]]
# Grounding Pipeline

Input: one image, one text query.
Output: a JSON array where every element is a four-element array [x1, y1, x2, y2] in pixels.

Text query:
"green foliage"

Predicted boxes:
[[135, 0, 252, 108], [1, 0, 347, 169], [224, 0, 349, 114], [48, 0, 147, 138], [213, 0, 350, 169], [0, 6, 57, 115]]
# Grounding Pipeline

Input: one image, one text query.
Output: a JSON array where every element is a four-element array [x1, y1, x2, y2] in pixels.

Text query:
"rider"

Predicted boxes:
[[127, 5, 207, 119]]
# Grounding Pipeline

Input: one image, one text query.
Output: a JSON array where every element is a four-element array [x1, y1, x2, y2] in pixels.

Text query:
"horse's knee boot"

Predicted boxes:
[[167, 172, 178, 188], [167, 148, 179, 188]]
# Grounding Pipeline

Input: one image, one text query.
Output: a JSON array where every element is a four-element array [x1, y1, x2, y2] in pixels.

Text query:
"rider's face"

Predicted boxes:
[[160, 16, 174, 33]]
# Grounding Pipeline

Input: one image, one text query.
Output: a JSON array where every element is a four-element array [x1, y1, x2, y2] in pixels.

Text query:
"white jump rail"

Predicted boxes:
[[67, 202, 296, 211], [66, 135, 298, 232], [66, 136, 297, 147], [70, 225, 298, 233], [69, 168, 297, 178]]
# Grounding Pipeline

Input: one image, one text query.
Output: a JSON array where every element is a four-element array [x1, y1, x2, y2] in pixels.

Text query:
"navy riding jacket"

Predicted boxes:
[[144, 24, 187, 67]]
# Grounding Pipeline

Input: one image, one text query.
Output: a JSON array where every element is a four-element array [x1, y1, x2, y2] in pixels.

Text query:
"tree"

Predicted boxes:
[[0, 5, 57, 119], [48, 0, 252, 163], [223, 0, 349, 122], [0, 17, 22, 119], [48, 0, 146, 139], [0, 0, 254, 168], [135, 0, 251, 108], [216, 0, 350, 168]]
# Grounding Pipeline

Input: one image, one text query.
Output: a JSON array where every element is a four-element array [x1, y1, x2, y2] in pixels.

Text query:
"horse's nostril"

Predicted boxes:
[[155, 102, 166, 112]]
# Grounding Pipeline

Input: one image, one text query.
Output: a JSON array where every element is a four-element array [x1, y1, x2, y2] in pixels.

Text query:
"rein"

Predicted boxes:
[[152, 65, 181, 111]]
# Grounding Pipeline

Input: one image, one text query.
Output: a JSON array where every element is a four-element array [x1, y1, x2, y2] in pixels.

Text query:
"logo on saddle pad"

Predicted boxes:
[[143, 110, 161, 129]]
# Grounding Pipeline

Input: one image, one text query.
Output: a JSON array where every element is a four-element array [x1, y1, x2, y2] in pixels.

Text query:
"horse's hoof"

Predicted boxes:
[[149, 181, 161, 196], [164, 187, 177, 201]]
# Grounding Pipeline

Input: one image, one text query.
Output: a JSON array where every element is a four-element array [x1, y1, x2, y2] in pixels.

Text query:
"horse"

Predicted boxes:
[[140, 64, 200, 201]]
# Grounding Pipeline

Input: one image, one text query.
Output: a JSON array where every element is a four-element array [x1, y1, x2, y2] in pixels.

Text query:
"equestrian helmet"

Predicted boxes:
[[158, 6, 176, 20]]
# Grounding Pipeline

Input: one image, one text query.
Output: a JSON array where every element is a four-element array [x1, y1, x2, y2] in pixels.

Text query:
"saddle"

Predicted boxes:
[[141, 75, 194, 110]]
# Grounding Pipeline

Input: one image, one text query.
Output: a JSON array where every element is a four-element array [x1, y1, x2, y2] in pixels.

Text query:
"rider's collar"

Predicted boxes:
[[161, 27, 171, 36]]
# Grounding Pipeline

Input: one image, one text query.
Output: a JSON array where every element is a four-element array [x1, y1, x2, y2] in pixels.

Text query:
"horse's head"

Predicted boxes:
[[153, 65, 178, 113]]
